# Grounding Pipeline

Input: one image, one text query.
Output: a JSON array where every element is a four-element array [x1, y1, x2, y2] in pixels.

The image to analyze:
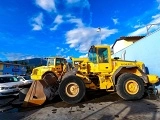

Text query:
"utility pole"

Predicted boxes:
[[97, 27, 101, 44]]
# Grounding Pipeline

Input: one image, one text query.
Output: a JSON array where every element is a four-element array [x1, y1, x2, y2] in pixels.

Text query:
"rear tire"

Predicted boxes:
[[59, 75, 86, 104], [116, 73, 144, 100]]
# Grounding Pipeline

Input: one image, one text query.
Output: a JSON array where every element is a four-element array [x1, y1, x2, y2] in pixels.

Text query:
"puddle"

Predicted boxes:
[[6, 108, 19, 113], [0, 107, 19, 113]]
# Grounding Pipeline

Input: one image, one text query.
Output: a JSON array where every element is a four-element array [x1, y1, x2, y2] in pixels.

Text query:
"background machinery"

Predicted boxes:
[[23, 45, 159, 106], [23, 57, 69, 107]]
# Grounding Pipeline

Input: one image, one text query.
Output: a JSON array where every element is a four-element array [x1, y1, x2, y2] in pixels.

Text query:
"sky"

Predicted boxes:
[[0, 0, 160, 61]]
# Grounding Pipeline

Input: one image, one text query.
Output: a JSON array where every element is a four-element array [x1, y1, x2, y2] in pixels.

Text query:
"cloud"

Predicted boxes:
[[112, 18, 119, 25], [50, 15, 84, 31], [157, 0, 160, 9], [0, 52, 35, 61], [66, 0, 90, 9], [54, 15, 63, 24], [50, 15, 63, 31], [56, 47, 70, 56], [31, 13, 44, 31], [133, 24, 145, 29], [152, 14, 160, 19], [128, 13, 160, 36], [128, 27, 147, 36], [56, 47, 60, 49], [66, 26, 118, 53], [33, 0, 91, 31], [79, 54, 88, 58], [35, 0, 56, 12], [66, 0, 80, 4], [68, 18, 84, 27], [50, 25, 58, 31], [65, 56, 71, 60]]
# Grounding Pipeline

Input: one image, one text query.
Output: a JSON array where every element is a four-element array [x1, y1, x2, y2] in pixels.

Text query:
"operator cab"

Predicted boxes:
[[88, 45, 109, 63], [47, 57, 67, 66], [88, 45, 112, 72]]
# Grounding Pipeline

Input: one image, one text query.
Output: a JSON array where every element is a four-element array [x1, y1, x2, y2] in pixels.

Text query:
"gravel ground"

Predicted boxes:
[[0, 93, 159, 120]]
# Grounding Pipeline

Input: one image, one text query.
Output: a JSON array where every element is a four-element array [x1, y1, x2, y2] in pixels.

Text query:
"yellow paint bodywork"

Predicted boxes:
[[31, 57, 66, 81], [147, 75, 159, 84], [31, 66, 54, 80]]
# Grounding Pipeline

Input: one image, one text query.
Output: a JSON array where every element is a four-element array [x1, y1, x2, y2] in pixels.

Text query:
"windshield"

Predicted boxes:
[[47, 58, 55, 65], [88, 47, 97, 63], [56, 58, 67, 66], [0, 76, 19, 83]]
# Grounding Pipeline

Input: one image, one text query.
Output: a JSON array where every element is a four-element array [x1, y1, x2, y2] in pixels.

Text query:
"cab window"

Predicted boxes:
[[88, 48, 97, 63], [47, 58, 55, 65], [55, 58, 61, 65], [61, 59, 67, 65], [98, 48, 108, 63]]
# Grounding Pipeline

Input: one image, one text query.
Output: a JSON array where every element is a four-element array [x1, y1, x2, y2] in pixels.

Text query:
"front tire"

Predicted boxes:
[[42, 72, 59, 101], [58, 75, 86, 104], [116, 73, 144, 100]]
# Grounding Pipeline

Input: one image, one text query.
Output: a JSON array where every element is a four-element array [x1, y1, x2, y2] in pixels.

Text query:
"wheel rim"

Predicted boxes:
[[65, 82, 79, 97], [125, 80, 139, 95]]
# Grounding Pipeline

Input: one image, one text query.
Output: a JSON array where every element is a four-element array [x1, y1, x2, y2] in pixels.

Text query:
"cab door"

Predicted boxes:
[[97, 47, 112, 73], [55, 58, 63, 77]]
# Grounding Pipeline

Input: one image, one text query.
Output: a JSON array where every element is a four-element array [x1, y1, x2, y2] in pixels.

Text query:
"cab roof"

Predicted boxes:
[[90, 45, 110, 49]]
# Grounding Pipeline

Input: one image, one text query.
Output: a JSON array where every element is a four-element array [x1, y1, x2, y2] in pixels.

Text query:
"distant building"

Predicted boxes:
[[0, 62, 27, 75], [112, 36, 144, 53]]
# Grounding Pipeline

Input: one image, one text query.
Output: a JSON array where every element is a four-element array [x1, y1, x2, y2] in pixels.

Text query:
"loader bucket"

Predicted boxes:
[[22, 81, 46, 107], [22, 73, 59, 107]]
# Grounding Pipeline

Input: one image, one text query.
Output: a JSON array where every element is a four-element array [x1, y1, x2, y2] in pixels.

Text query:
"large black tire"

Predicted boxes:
[[58, 75, 86, 104], [116, 73, 144, 100], [43, 72, 59, 101]]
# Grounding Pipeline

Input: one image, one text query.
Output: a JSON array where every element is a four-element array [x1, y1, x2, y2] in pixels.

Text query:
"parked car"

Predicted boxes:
[[17, 75, 33, 84], [0, 74, 24, 96]]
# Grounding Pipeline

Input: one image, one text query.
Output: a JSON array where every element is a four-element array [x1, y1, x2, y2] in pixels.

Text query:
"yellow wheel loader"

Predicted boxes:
[[23, 45, 159, 107], [58, 45, 159, 104], [23, 57, 71, 107]]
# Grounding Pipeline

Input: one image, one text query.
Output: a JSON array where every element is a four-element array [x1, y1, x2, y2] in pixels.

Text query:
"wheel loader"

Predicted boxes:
[[23, 57, 69, 107], [23, 45, 159, 107]]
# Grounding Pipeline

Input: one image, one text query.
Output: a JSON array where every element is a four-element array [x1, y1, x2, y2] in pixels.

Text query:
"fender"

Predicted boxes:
[[61, 67, 78, 80], [42, 71, 58, 80], [112, 66, 149, 85]]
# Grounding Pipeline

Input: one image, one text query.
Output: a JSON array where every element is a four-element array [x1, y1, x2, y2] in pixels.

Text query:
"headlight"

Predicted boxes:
[[32, 69, 38, 75], [142, 64, 146, 73]]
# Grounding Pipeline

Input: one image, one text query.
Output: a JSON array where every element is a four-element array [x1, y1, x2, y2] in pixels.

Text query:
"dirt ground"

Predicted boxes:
[[0, 92, 159, 120]]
